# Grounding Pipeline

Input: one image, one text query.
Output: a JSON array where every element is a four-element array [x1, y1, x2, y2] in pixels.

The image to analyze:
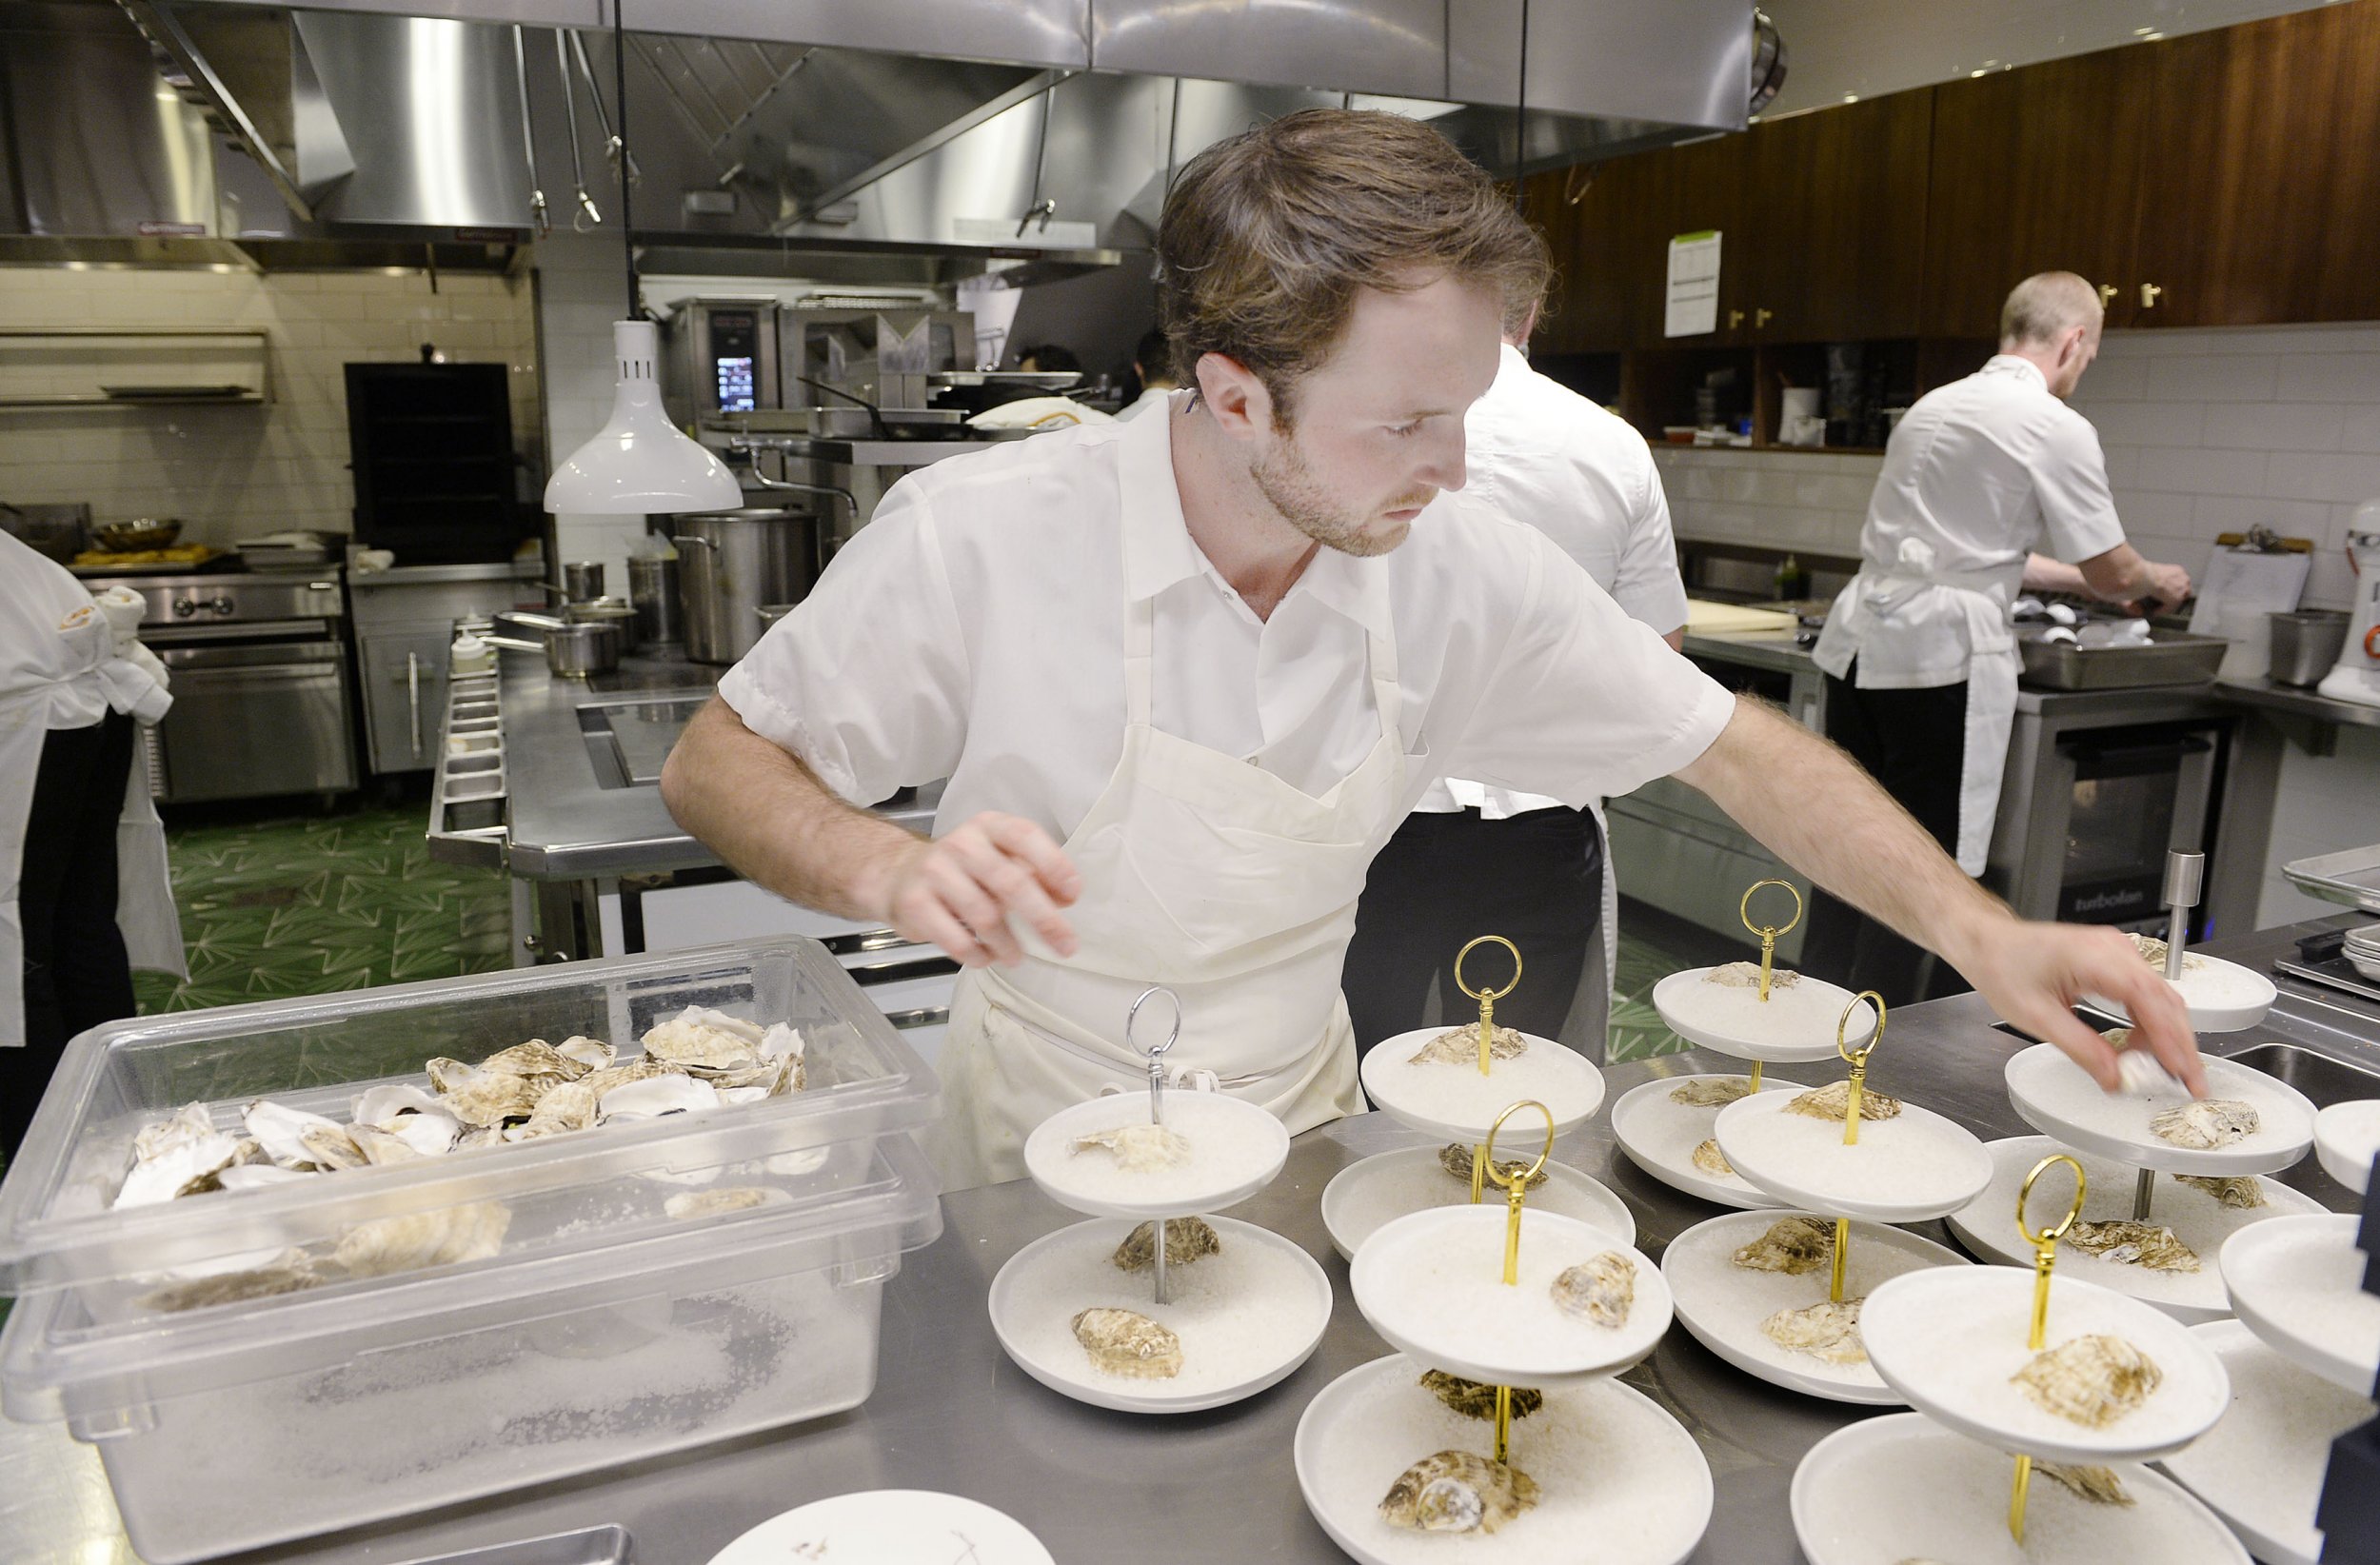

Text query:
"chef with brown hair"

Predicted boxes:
[[664, 114, 2202, 1192]]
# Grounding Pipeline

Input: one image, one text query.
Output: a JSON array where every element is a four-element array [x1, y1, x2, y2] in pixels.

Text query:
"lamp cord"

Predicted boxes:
[[614, 0, 635, 317]]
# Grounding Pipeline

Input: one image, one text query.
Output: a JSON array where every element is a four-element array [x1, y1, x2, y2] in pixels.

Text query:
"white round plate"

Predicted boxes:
[[1350, 1204, 1665, 1389], [1650, 967, 1877, 1063], [2314, 1099, 2380, 1194], [1946, 1135, 2327, 1324], [1295, 1353, 1714, 1565], [704, 1490, 1055, 1565], [1662, 1210, 1969, 1404], [1319, 1145, 1635, 1263], [1712, 1088, 1992, 1222], [1792, 1413, 2248, 1565], [2005, 1041, 2317, 1177], [1359, 1027, 1604, 1142], [2159, 1318, 2379, 1565], [1609, 1072, 1804, 1209], [1021, 1091, 1290, 1220], [986, 1215, 1331, 1415], [1861, 1267, 2231, 1464], [2220, 1213, 2380, 1396], [2087, 950, 2277, 1033]]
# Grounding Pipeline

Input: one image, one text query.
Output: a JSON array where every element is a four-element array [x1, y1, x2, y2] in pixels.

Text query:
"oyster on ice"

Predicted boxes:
[[1550, 1251, 1636, 1328], [1071, 1122, 1192, 1172], [2012, 1334, 2162, 1428], [1783, 1080, 1902, 1122], [332, 1201, 511, 1279], [639, 1006, 764, 1071], [2038, 1463, 2133, 1507], [2173, 1173, 2265, 1208], [1692, 1139, 1735, 1177], [2066, 1219, 2199, 1273], [1733, 1215, 1836, 1275], [1407, 1024, 1529, 1065], [2149, 1099, 2260, 1151], [1418, 1371, 1542, 1422], [137, 1249, 327, 1314], [1705, 961, 1800, 989], [1669, 1077, 1754, 1107], [1112, 1217, 1221, 1272], [1378, 1451, 1540, 1535], [1436, 1142, 1547, 1190], [1761, 1298, 1868, 1365], [1070, 1307, 1182, 1379]]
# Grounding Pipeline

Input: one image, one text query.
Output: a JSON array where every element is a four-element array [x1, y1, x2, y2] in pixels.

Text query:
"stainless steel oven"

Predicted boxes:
[[116, 572, 359, 803]]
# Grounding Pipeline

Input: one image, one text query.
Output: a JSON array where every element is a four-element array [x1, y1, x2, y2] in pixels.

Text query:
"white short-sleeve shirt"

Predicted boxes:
[[1814, 355, 2128, 688], [1422, 342, 1691, 817], [718, 402, 1734, 844]]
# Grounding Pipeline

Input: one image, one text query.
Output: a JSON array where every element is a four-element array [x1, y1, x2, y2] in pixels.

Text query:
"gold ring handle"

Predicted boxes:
[[1835, 991, 1885, 1067], [1738, 879, 1804, 941], [1480, 1099, 1557, 1191], [1455, 935, 1523, 1003], [2017, 1153, 2088, 1246]]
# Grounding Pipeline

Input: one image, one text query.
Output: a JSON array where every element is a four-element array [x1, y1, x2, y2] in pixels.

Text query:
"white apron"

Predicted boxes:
[[1815, 537, 2019, 876], [927, 545, 1404, 1192], [0, 598, 182, 1050]]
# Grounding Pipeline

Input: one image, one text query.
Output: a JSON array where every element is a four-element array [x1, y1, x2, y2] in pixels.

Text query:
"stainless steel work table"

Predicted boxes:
[[7, 919, 2374, 1563]]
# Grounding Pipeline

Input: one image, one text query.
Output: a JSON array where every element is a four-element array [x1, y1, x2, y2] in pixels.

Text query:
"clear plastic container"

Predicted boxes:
[[0, 939, 944, 1562]]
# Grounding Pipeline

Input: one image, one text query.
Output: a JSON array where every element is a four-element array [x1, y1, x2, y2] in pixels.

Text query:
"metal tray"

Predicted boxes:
[[2015, 625, 2230, 689], [398, 1525, 631, 1565], [2285, 843, 2380, 914]]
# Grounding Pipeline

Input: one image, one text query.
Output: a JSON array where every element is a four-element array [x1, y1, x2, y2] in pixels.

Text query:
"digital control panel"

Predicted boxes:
[[709, 309, 761, 412]]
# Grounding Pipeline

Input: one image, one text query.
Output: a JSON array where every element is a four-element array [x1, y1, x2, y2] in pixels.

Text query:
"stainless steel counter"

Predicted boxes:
[[2217, 675, 2380, 732], [8, 919, 2374, 1564]]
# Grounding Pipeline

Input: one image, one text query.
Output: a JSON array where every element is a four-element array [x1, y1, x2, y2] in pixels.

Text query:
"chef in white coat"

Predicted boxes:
[[664, 118, 2201, 1191], [1, 531, 184, 1159], [1808, 272, 2192, 1001], [1342, 299, 1687, 1056]]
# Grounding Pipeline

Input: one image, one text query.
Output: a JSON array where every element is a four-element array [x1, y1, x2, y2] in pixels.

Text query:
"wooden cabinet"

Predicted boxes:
[[1745, 90, 1932, 343], [1526, 150, 1677, 353]]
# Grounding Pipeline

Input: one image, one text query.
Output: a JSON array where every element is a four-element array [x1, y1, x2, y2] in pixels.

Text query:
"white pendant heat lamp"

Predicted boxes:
[[543, 321, 740, 515]]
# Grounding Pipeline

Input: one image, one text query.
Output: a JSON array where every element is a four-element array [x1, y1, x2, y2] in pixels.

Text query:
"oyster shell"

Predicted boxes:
[[1733, 1215, 1836, 1275], [215, 1163, 313, 1193], [138, 1250, 326, 1314], [1418, 1371, 1543, 1421], [2129, 932, 2206, 975], [2012, 1335, 2162, 1428], [1112, 1217, 1221, 1272], [243, 1100, 343, 1167], [1550, 1251, 1636, 1328], [116, 1105, 244, 1208], [432, 1064, 546, 1129], [131, 1102, 218, 1162], [555, 1035, 616, 1071], [1692, 1138, 1735, 1177], [1071, 1122, 1192, 1172], [1436, 1142, 1548, 1190], [2067, 1219, 2200, 1273], [664, 1187, 787, 1220], [1706, 961, 1801, 989], [298, 1123, 369, 1172], [351, 1082, 446, 1128], [1670, 1076, 1755, 1107], [2038, 1462, 2133, 1507], [1408, 1024, 1529, 1065], [347, 1123, 425, 1167], [597, 1072, 721, 1120], [332, 1201, 510, 1279], [474, 1039, 586, 1082], [1378, 1451, 1539, 1535], [1784, 1080, 1902, 1122], [509, 1076, 603, 1141], [639, 1006, 765, 1071], [2173, 1173, 2265, 1209], [2150, 1099, 2260, 1151], [1761, 1298, 1867, 1365], [1070, 1307, 1181, 1378]]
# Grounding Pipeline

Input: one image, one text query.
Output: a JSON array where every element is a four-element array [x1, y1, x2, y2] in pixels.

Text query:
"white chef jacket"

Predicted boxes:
[[720, 401, 1735, 846], [1813, 355, 2127, 689], [1113, 385, 1175, 423], [1419, 342, 1691, 818]]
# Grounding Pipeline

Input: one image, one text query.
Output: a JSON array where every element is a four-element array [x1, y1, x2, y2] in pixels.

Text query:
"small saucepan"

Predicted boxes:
[[482, 615, 623, 679]]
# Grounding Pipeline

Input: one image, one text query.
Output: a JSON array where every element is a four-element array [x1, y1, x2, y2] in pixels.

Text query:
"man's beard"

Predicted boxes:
[[1249, 427, 1431, 559]]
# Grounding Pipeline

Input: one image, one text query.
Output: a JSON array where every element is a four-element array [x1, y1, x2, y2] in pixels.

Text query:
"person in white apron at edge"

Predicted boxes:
[[664, 120, 2206, 1194], [1, 529, 185, 1162], [1341, 292, 1687, 1061], [1807, 272, 2193, 1005]]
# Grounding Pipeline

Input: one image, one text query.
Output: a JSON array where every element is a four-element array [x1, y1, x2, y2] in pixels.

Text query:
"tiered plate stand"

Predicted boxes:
[[989, 986, 1332, 1414], [1616, 882, 1877, 1209], [1797, 1153, 2247, 1564], [1330, 937, 1627, 1261], [1665, 993, 1987, 1404], [1296, 1103, 1714, 1565]]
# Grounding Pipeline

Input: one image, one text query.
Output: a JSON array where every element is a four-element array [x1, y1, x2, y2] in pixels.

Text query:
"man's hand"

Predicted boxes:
[[2138, 560, 2192, 615], [1947, 920, 2205, 1096], [861, 811, 1081, 968]]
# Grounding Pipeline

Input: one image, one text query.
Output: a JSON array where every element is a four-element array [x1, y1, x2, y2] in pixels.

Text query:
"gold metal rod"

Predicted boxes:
[[1455, 936, 1522, 1079], [1830, 1216, 1851, 1304], [1748, 1060, 1764, 1092], [1478, 998, 1494, 1077], [1842, 1064, 1865, 1147], [1502, 1181, 1525, 1285], [1494, 1383, 1513, 1463], [1471, 1143, 1487, 1205], [2009, 1454, 2033, 1542], [2132, 1166, 2155, 1222], [1757, 929, 1776, 1001]]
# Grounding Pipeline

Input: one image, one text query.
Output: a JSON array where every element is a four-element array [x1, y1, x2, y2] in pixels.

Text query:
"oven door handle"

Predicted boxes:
[[2061, 735, 2212, 780]]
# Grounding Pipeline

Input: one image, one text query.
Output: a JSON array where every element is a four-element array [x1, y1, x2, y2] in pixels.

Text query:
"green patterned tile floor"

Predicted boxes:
[[131, 800, 512, 1015], [1606, 901, 1759, 1063]]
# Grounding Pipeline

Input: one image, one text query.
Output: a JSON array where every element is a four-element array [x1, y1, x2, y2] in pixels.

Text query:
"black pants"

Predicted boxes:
[[1342, 804, 1602, 1062], [4, 712, 138, 1163], [1802, 666, 1973, 1006]]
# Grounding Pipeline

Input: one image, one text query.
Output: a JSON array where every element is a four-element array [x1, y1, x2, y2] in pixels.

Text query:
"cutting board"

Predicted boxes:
[[1685, 599, 1802, 637]]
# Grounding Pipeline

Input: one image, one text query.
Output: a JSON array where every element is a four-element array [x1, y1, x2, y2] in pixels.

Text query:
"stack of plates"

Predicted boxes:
[[2344, 923, 2380, 981]]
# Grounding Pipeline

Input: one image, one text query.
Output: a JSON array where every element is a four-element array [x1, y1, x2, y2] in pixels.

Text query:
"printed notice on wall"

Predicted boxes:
[[1664, 230, 1721, 338]]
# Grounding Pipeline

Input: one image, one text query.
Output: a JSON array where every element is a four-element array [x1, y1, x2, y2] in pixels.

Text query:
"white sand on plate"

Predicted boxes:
[[999, 1218, 1327, 1396], [2008, 1045, 2311, 1161], [1367, 1039, 1599, 1131], [1328, 1151, 1632, 1256], [1612, 1075, 1802, 1201], [1359, 1210, 1659, 1377], [1027, 1092, 1284, 1211], [1657, 971, 1874, 1053], [1664, 1214, 1958, 1390], [1716, 1097, 1986, 1214], [2227, 1219, 2380, 1374], [2164, 1322, 2376, 1565], [1304, 1357, 1709, 1565]]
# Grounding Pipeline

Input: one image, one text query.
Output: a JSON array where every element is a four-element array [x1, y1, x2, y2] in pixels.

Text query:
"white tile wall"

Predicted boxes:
[[0, 267, 540, 549]]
